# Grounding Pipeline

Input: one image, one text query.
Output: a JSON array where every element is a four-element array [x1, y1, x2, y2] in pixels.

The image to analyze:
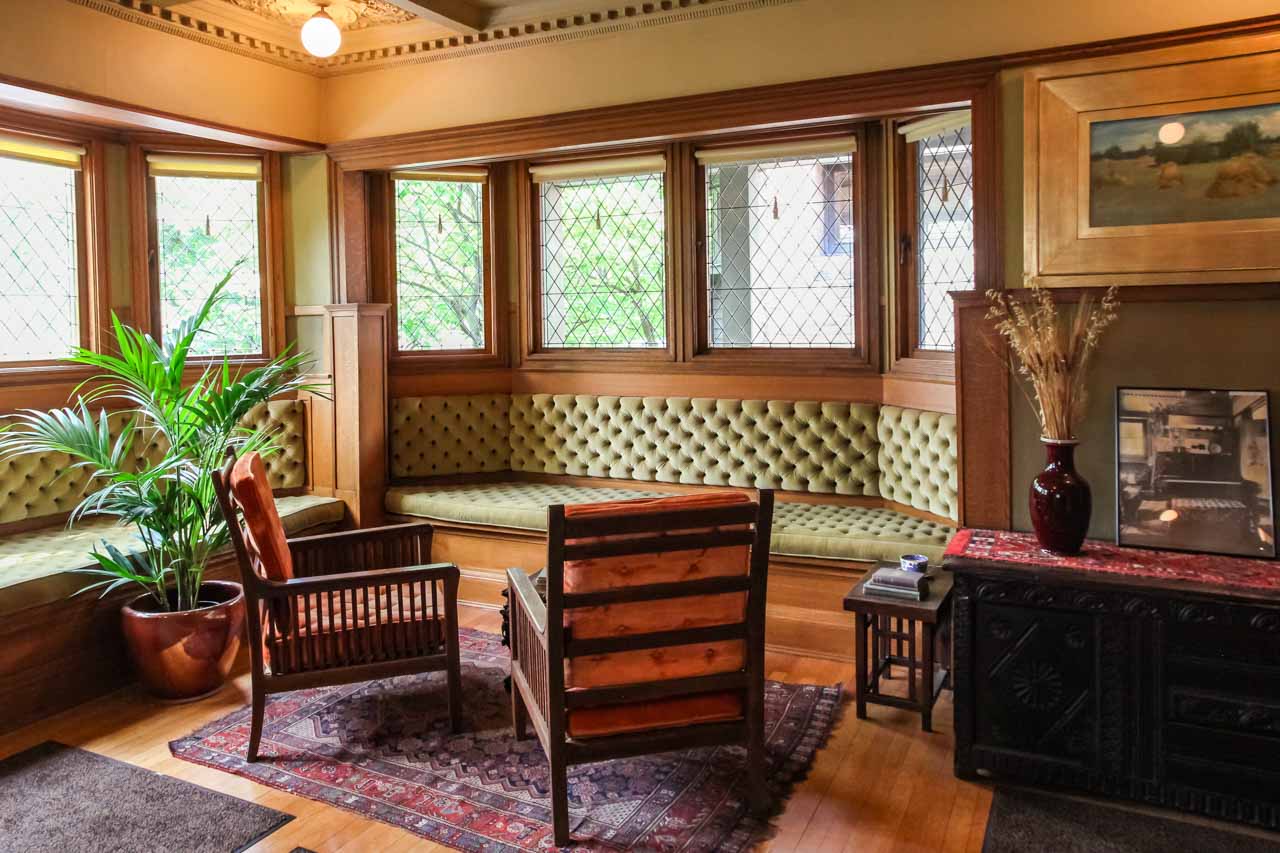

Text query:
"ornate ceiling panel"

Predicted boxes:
[[219, 0, 416, 31]]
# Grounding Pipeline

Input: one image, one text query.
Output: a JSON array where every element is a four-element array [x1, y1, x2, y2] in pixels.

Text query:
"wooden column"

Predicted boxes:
[[304, 304, 389, 528], [952, 292, 1010, 529]]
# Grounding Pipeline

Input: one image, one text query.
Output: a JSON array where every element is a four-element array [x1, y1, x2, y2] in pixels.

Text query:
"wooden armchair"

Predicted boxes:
[[212, 450, 462, 762], [507, 489, 774, 846]]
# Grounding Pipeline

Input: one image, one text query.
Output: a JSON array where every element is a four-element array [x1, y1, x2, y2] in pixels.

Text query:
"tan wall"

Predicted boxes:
[[321, 0, 1279, 141], [0, 0, 323, 142], [282, 153, 334, 363]]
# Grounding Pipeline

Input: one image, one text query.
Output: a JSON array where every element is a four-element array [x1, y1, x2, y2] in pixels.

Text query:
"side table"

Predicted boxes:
[[842, 567, 953, 731]]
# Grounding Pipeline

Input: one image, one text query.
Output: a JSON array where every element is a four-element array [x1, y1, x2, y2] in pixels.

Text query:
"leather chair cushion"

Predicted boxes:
[[230, 452, 294, 582]]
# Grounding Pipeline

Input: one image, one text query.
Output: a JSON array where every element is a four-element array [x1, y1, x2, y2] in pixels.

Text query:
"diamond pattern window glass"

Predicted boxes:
[[394, 177, 486, 351], [0, 155, 81, 362], [153, 174, 263, 357], [704, 154, 855, 348], [539, 172, 666, 349], [914, 124, 974, 352]]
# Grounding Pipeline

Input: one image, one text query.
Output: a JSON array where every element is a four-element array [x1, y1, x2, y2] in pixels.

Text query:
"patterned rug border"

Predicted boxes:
[[170, 627, 845, 852]]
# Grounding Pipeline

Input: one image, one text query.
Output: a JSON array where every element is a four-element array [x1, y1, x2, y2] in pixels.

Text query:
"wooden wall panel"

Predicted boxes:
[[953, 292, 1011, 529]]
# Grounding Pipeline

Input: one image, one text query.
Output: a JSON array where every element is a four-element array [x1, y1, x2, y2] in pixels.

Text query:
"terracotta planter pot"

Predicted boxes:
[[121, 580, 245, 701], [1029, 438, 1092, 556]]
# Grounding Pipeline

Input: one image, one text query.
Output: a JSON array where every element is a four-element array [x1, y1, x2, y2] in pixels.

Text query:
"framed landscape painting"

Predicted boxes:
[[1090, 102, 1280, 228], [1116, 388, 1275, 558], [1024, 39, 1280, 287]]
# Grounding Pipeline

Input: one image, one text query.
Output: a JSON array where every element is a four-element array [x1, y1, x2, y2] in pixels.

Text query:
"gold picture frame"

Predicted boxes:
[[1024, 33, 1280, 287]]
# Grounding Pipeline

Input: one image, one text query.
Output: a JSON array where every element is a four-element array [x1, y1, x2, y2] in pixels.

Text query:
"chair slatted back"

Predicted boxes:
[[544, 490, 773, 716]]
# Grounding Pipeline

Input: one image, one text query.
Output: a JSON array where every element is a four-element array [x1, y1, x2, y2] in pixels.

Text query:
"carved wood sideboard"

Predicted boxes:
[[944, 529, 1280, 831]]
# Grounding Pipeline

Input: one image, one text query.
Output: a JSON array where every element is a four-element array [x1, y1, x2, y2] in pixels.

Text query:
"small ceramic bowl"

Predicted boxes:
[[899, 554, 929, 573]]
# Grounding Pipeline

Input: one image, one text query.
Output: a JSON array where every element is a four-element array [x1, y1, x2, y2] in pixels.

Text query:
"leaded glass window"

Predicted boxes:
[[913, 124, 974, 352], [703, 149, 856, 348], [538, 169, 666, 349], [394, 177, 486, 351]]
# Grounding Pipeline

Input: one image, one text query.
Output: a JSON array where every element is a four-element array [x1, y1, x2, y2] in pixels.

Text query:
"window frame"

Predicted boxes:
[[135, 144, 284, 364], [0, 125, 104, 372], [891, 115, 975, 379], [377, 169, 505, 370], [687, 125, 877, 373], [520, 146, 679, 369]]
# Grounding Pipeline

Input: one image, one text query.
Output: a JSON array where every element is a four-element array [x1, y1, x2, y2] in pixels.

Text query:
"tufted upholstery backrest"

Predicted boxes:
[[390, 395, 513, 478], [876, 406, 958, 520], [510, 395, 881, 495], [387, 393, 959, 521], [0, 400, 308, 526]]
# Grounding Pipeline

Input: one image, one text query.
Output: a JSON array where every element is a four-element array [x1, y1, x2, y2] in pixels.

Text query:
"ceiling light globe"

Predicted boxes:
[[301, 10, 341, 58]]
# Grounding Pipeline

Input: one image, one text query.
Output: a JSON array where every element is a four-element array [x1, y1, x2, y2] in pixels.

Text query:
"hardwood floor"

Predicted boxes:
[[0, 605, 992, 852]]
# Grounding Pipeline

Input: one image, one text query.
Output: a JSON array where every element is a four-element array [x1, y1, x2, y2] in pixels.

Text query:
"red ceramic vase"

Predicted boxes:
[[1029, 438, 1091, 555]]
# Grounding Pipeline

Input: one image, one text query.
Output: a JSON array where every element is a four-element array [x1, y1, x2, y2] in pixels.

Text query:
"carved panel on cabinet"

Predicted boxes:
[[973, 602, 1106, 768]]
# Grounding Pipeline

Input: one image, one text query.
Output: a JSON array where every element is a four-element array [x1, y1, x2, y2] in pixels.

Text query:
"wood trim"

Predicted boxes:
[[324, 14, 1280, 172], [0, 72, 322, 153], [952, 292, 1010, 530]]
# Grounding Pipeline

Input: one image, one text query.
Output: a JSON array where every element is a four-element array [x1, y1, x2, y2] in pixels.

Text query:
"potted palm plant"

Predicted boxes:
[[0, 271, 318, 700]]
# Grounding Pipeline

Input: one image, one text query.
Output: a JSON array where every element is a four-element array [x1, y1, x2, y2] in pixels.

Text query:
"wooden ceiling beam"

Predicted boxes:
[[382, 0, 489, 34]]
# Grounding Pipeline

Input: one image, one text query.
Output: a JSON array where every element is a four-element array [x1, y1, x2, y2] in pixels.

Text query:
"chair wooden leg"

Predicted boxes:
[[746, 709, 769, 813], [444, 585, 464, 733], [512, 684, 530, 741], [550, 753, 571, 847], [247, 686, 265, 762]]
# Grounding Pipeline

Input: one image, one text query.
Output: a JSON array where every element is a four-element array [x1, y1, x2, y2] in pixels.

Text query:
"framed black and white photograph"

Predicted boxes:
[[1116, 388, 1275, 558]]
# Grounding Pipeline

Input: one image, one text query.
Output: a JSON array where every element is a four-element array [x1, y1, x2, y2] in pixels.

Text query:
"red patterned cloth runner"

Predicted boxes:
[[945, 529, 1280, 595]]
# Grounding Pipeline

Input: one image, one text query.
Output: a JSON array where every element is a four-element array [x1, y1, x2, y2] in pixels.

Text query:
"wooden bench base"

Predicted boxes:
[[420, 519, 867, 662]]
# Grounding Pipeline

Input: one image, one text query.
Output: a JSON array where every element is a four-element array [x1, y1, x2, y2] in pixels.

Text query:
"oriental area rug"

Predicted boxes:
[[171, 628, 842, 852]]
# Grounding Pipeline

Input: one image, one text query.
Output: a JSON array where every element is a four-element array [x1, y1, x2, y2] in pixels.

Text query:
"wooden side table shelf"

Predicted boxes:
[[843, 568, 954, 731]]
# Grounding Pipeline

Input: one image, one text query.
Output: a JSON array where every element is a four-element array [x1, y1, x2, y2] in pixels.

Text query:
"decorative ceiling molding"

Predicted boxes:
[[69, 0, 800, 77]]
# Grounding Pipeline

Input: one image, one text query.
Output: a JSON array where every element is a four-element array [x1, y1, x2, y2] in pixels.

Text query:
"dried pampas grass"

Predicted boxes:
[[986, 281, 1119, 441]]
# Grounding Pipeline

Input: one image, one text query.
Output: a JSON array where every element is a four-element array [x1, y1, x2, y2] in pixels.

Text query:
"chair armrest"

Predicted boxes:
[[264, 562, 458, 597], [507, 567, 547, 635], [287, 522, 435, 577]]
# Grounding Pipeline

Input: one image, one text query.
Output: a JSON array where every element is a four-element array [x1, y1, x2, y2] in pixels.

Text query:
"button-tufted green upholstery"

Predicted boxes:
[[509, 395, 882, 494], [877, 406, 958, 520], [0, 400, 310, 526], [386, 393, 957, 566], [390, 394, 512, 477], [388, 394, 957, 519], [0, 494, 346, 614], [386, 483, 952, 564]]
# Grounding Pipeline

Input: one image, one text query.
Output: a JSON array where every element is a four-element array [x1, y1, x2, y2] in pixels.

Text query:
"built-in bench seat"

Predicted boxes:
[[386, 481, 953, 564], [0, 494, 344, 613], [386, 394, 957, 561], [384, 394, 956, 660], [0, 400, 346, 613]]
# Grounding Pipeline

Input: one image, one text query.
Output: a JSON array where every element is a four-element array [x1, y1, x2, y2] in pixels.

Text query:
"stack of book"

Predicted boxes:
[[863, 566, 931, 600]]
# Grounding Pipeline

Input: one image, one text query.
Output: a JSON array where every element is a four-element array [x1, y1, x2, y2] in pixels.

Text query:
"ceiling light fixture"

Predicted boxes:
[[301, 2, 342, 58]]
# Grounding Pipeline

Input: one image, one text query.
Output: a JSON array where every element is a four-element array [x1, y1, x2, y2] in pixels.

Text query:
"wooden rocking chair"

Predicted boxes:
[[212, 449, 463, 762], [507, 489, 774, 846]]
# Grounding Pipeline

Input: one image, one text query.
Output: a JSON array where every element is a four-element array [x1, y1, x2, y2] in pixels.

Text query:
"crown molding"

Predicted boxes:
[[69, 0, 801, 78]]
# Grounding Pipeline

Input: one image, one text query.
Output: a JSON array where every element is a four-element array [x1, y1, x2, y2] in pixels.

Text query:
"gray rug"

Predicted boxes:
[[983, 787, 1280, 853], [0, 742, 292, 853]]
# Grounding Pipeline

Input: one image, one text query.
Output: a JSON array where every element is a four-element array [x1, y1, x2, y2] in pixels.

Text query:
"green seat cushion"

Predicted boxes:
[[386, 482, 953, 564], [386, 483, 669, 530], [0, 494, 345, 614]]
